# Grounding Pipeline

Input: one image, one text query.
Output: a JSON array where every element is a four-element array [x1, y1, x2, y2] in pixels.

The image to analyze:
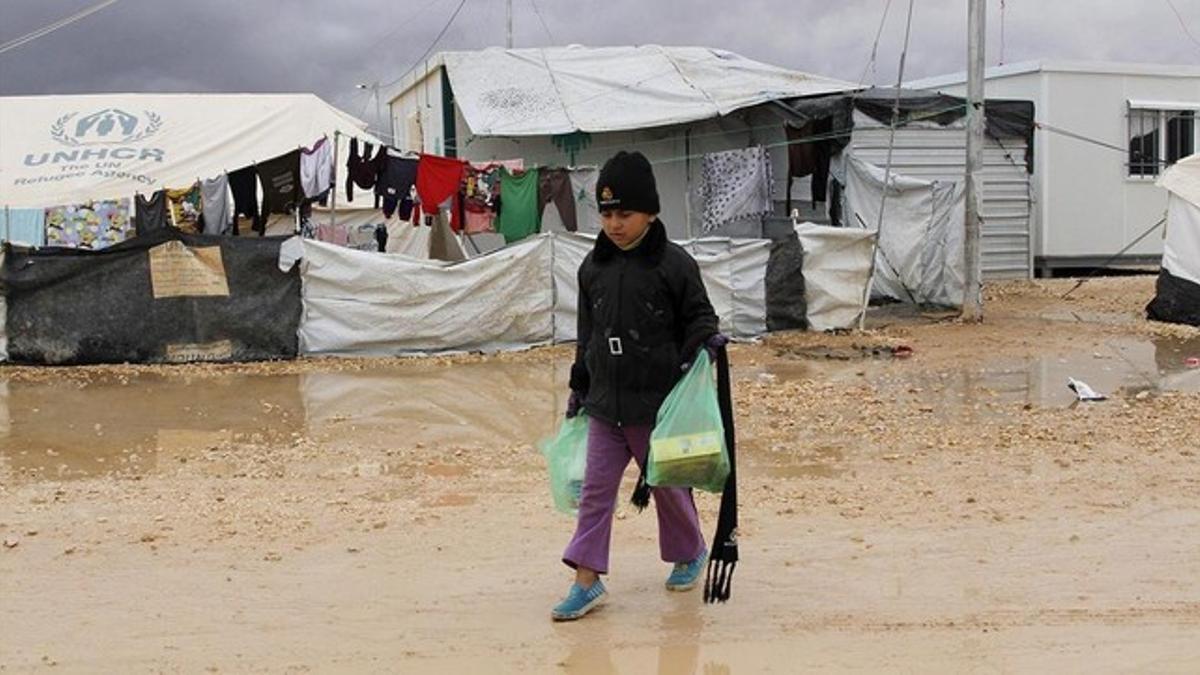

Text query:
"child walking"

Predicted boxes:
[[554, 150, 725, 621]]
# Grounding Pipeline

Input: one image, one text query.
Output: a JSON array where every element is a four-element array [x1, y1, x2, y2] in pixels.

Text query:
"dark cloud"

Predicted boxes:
[[3, 0, 1200, 129]]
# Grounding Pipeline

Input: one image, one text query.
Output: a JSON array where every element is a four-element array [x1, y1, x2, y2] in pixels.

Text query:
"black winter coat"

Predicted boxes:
[[570, 219, 719, 426]]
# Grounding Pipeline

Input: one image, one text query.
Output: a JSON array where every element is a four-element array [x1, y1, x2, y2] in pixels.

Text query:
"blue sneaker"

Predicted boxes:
[[551, 580, 607, 621], [666, 548, 707, 592]]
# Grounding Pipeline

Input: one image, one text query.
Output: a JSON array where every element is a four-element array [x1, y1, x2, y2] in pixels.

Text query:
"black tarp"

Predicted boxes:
[[2, 228, 300, 364], [772, 87, 1036, 172], [1146, 268, 1200, 327], [765, 233, 807, 331]]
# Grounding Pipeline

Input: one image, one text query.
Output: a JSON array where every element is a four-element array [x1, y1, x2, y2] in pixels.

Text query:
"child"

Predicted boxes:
[[554, 150, 725, 621]]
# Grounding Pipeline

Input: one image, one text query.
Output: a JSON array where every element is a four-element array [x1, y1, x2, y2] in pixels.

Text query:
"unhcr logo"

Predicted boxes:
[[22, 107, 166, 169], [50, 108, 162, 147]]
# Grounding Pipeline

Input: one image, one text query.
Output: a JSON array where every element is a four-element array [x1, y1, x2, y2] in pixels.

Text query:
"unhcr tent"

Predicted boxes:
[[0, 93, 374, 209], [1148, 155, 1200, 326]]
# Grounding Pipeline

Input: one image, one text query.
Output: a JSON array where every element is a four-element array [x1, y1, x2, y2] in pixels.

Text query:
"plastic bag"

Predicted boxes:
[[648, 350, 730, 493], [539, 412, 589, 515]]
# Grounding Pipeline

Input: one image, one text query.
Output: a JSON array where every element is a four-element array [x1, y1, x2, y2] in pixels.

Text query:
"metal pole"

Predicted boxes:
[[506, 0, 513, 48], [962, 0, 987, 321]]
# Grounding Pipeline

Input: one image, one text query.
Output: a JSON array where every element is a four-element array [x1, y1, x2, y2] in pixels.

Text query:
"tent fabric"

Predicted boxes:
[[1, 93, 375, 209], [1158, 154, 1200, 211], [843, 156, 965, 307], [286, 233, 779, 356], [1146, 192, 1200, 326], [2, 228, 300, 364], [772, 87, 1036, 171], [793, 223, 876, 332], [440, 45, 859, 137]]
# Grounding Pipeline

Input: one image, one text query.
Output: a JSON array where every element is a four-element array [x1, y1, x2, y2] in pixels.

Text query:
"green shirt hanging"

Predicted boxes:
[[498, 168, 541, 244]]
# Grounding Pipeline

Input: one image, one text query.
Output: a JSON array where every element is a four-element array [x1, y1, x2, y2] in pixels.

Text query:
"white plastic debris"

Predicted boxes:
[[1067, 378, 1107, 402]]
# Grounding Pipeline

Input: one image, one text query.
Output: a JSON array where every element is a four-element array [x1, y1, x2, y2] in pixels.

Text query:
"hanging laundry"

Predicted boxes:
[[200, 175, 232, 235], [497, 167, 541, 244], [345, 138, 383, 202], [374, 223, 389, 252], [538, 167, 578, 232], [134, 190, 170, 236], [0, 208, 46, 246], [44, 199, 132, 250], [416, 154, 468, 231], [166, 183, 204, 234], [569, 167, 602, 234], [300, 137, 334, 199], [375, 154, 419, 202], [228, 166, 261, 235], [316, 222, 349, 246], [258, 150, 302, 216], [462, 162, 506, 234], [698, 146, 774, 232]]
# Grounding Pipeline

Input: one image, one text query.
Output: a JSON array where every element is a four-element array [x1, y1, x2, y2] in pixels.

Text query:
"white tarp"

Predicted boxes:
[[794, 223, 876, 332], [1158, 158, 1200, 285], [441, 45, 858, 136], [284, 233, 774, 355], [1162, 194, 1200, 286], [844, 156, 965, 307], [0, 93, 375, 208]]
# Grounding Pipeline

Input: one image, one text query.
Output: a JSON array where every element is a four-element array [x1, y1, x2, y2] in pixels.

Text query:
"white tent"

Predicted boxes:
[[1148, 155, 1200, 326], [439, 45, 859, 137], [842, 155, 966, 307], [279, 232, 772, 356], [0, 93, 376, 208]]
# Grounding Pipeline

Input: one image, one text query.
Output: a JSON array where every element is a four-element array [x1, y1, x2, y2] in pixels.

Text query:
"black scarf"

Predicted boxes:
[[704, 343, 738, 603], [631, 342, 739, 603]]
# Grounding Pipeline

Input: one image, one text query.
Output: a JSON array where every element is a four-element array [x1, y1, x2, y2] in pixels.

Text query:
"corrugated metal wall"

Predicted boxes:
[[849, 123, 1033, 280]]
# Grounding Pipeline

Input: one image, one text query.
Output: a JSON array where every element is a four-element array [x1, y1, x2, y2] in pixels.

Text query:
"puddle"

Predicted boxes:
[[875, 336, 1200, 410], [1, 335, 1194, 482], [0, 360, 569, 481]]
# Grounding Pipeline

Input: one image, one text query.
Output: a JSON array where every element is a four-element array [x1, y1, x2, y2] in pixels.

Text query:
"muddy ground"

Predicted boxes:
[[2, 276, 1200, 673]]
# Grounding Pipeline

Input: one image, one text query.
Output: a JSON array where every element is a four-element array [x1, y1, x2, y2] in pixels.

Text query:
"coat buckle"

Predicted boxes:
[[608, 337, 623, 356]]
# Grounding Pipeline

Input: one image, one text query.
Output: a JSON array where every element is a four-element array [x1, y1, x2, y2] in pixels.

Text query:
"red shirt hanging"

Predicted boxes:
[[416, 154, 468, 231]]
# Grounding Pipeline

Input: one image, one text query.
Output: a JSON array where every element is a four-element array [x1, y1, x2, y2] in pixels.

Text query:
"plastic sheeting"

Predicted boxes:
[[844, 156, 965, 307], [284, 233, 776, 356], [1146, 193, 1200, 326], [3, 229, 300, 364], [441, 46, 858, 136], [1, 93, 375, 209], [1158, 173, 1200, 287], [794, 223, 876, 332]]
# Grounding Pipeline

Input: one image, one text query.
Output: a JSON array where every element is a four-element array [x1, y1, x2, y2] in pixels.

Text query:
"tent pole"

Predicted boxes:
[[330, 131, 340, 231], [684, 128, 693, 239]]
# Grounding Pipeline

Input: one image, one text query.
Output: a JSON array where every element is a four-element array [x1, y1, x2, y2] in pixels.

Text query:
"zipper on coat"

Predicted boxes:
[[614, 256, 625, 426]]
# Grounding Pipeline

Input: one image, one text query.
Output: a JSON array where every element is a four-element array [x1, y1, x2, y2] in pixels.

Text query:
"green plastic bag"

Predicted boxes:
[[648, 350, 730, 493], [539, 412, 589, 516]]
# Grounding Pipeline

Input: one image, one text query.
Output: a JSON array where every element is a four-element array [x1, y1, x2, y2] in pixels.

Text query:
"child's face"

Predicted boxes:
[[601, 210, 654, 248]]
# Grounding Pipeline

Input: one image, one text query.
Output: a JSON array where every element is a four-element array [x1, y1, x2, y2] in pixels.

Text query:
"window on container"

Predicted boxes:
[[1166, 110, 1195, 164], [1128, 109, 1161, 176]]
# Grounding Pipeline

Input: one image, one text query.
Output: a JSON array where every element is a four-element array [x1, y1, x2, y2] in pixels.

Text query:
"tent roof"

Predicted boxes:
[[1, 93, 376, 208], [434, 45, 861, 137], [1158, 154, 1200, 207]]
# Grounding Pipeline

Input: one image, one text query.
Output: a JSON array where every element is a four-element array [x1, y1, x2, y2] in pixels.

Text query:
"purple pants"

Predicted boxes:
[[562, 417, 705, 574]]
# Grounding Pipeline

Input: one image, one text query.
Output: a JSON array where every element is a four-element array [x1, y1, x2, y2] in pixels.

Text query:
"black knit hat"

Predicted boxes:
[[596, 151, 660, 214]]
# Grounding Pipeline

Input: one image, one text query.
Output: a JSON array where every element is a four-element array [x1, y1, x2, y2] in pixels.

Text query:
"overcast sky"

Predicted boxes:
[[3, 0, 1199, 128]]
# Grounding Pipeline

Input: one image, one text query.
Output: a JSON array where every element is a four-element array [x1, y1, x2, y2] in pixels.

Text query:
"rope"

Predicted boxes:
[[1060, 217, 1166, 299], [0, 0, 120, 56], [860, 0, 916, 329]]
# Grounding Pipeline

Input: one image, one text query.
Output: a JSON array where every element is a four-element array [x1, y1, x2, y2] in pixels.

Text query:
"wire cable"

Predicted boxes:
[[0, 0, 120, 56], [1164, 0, 1200, 54], [529, 0, 557, 44], [861, 0, 917, 328], [380, 0, 470, 90], [857, 0, 894, 86], [1060, 216, 1166, 299]]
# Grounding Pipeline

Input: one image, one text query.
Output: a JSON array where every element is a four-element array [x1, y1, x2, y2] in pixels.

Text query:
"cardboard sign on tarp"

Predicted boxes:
[[2, 228, 300, 364]]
